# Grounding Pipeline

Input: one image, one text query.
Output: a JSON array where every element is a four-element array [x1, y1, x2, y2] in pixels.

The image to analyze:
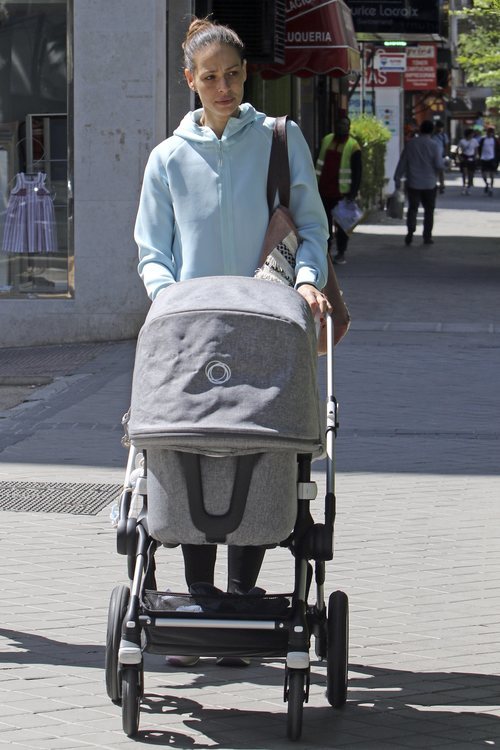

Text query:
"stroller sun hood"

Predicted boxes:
[[127, 276, 323, 455]]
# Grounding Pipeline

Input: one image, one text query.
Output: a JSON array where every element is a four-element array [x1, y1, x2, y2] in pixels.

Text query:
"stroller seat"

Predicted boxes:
[[146, 448, 298, 545], [126, 275, 324, 547]]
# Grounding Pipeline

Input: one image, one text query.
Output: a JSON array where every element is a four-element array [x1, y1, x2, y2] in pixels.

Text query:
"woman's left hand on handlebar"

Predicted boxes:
[[297, 283, 331, 317]]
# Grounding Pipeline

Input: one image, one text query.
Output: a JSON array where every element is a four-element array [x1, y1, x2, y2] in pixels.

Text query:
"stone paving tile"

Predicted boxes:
[[0, 188, 499, 747], [0, 502, 498, 748]]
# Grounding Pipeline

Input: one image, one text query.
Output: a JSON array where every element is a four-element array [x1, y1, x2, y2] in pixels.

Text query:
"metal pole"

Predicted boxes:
[[360, 42, 365, 115]]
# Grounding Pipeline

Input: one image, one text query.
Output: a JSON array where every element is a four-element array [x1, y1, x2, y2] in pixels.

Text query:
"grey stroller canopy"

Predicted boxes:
[[128, 276, 323, 456]]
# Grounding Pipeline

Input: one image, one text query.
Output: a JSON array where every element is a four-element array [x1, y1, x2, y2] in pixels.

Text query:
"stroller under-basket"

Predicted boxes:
[[105, 276, 349, 741]]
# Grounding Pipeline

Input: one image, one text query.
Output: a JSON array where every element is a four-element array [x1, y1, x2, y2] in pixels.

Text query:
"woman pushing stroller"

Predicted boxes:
[[134, 16, 330, 667]]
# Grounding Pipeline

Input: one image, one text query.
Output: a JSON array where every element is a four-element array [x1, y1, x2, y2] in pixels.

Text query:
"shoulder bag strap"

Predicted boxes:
[[267, 115, 291, 214]]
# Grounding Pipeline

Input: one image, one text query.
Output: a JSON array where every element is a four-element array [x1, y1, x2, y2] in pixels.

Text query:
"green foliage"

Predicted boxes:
[[350, 115, 391, 209], [455, 0, 500, 89]]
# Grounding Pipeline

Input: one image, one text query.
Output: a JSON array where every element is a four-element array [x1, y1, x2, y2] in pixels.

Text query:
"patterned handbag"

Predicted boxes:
[[255, 116, 350, 352]]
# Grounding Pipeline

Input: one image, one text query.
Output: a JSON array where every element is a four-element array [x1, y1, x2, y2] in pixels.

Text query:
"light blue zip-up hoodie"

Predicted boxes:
[[135, 103, 329, 300]]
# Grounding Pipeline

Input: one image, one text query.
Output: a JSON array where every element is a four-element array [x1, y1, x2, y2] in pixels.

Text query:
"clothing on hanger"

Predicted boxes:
[[1, 171, 58, 254]]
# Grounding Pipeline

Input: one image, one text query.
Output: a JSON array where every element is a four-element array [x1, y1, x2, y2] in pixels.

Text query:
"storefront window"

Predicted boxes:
[[0, 0, 70, 297]]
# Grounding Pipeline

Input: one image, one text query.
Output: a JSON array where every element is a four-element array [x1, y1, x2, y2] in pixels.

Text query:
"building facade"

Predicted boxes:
[[0, 0, 359, 347], [0, 0, 189, 347]]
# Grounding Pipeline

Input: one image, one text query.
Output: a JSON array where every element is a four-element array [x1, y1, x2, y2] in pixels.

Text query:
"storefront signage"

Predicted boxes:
[[260, 0, 360, 78], [362, 44, 436, 89], [404, 45, 437, 90], [346, 0, 443, 37], [374, 51, 406, 72], [284, 0, 358, 51], [365, 66, 401, 87]]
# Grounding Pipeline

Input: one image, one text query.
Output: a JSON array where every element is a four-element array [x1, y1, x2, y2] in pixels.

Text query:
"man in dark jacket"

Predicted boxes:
[[394, 119, 444, 246], [316, 117, 362, 265]]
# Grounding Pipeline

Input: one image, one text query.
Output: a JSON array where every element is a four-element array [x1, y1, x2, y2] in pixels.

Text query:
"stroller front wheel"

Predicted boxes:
[[105, 584, 130, 705], [286, 669, 306, 740], [122, 667, 141, 737]]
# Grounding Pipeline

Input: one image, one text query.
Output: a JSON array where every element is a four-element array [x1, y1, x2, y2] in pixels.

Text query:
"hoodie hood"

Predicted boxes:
[[173, 102, 265, 143]]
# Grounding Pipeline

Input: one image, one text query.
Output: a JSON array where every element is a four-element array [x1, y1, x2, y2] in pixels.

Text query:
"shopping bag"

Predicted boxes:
[[331, 199, 363, 235], [386, 189, 405, 219]]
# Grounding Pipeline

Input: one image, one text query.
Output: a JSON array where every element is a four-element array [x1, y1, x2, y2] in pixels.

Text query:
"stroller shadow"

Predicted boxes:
[[2, 628, 498, 747], [0, 627, 166, 673], [0, 627, 105, 667], [132, 662, 500, 748]]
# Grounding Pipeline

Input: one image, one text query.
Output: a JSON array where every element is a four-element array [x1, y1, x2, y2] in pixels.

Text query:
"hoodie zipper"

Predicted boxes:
[[217, 139, 236, 274]]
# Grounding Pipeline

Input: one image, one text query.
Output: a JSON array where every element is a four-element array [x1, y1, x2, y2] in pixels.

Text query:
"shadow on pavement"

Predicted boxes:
[[1, 627, 498, 748], [136, 663, 500, 748]]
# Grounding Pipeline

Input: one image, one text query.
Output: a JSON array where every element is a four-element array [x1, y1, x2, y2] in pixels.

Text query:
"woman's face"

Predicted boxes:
[[185, 43, 247, 134]]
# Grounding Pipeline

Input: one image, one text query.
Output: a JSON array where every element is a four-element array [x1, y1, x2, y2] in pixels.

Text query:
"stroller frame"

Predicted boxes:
[[105, 314, 349, 741]]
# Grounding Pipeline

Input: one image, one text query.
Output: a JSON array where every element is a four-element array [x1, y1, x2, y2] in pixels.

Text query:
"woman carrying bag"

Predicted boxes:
[[134, 16, 342, 666]]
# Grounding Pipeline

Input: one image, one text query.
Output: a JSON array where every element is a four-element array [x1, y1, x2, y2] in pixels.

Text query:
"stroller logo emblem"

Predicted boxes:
[[205, 360, 231, 385]]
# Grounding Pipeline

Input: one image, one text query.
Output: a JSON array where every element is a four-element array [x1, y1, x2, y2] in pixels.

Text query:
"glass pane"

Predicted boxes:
[[0, 0, 69, 297]]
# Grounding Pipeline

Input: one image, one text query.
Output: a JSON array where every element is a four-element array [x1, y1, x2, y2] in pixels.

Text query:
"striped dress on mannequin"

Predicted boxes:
[[1, 172, 58, 254]]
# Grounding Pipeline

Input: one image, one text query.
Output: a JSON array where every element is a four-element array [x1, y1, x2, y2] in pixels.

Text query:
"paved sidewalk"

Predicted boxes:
[[0, 171, 499, 748]]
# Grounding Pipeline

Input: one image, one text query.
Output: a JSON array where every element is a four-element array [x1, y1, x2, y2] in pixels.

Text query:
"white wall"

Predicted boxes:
[[167, 1, 195, 135], [1, 0, 167, 347], [375, 87, 404, 195]]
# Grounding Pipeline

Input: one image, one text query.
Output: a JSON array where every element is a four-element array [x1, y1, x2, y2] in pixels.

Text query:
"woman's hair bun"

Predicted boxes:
[[183, 18, 213, 48], [182, 16, 245, 72]]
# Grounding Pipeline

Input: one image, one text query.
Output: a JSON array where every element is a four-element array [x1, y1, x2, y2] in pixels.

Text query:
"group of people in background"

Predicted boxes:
[[394, 117, 499, 247], [456, 126, 500, 196], [316, 114, 500, 262]]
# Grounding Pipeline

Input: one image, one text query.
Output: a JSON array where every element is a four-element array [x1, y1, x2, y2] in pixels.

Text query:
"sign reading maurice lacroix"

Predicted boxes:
[[346, 0, 442, 36]]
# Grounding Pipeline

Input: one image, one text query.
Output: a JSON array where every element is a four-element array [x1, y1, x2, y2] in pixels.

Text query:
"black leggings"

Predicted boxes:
[[181, 544, 267, 594]]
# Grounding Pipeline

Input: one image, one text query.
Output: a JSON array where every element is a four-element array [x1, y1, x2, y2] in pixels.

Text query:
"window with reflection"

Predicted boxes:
[[0, 0, 70, 297]]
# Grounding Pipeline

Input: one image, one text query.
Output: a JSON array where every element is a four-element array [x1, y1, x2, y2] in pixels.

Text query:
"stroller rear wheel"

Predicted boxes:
[[122, 667, 141, 737], [105, 584, 130, 705], [326, 590, 349, 708], [286, 669, 306, 741]]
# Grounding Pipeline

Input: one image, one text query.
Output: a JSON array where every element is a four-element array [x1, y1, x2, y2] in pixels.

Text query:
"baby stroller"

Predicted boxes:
[[105, 276, 348, 741]]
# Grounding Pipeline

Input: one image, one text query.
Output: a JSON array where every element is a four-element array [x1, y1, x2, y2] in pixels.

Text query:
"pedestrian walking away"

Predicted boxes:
[[394, 119, 444, 246], [315, 116, 362, 265], [457, 128, 480, 194], [134, 16, 330, 670], [478, 127, 500, 196]]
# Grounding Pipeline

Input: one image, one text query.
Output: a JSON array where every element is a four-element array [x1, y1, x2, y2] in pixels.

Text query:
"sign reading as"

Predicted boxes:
[[365, 66, 401, 87]]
